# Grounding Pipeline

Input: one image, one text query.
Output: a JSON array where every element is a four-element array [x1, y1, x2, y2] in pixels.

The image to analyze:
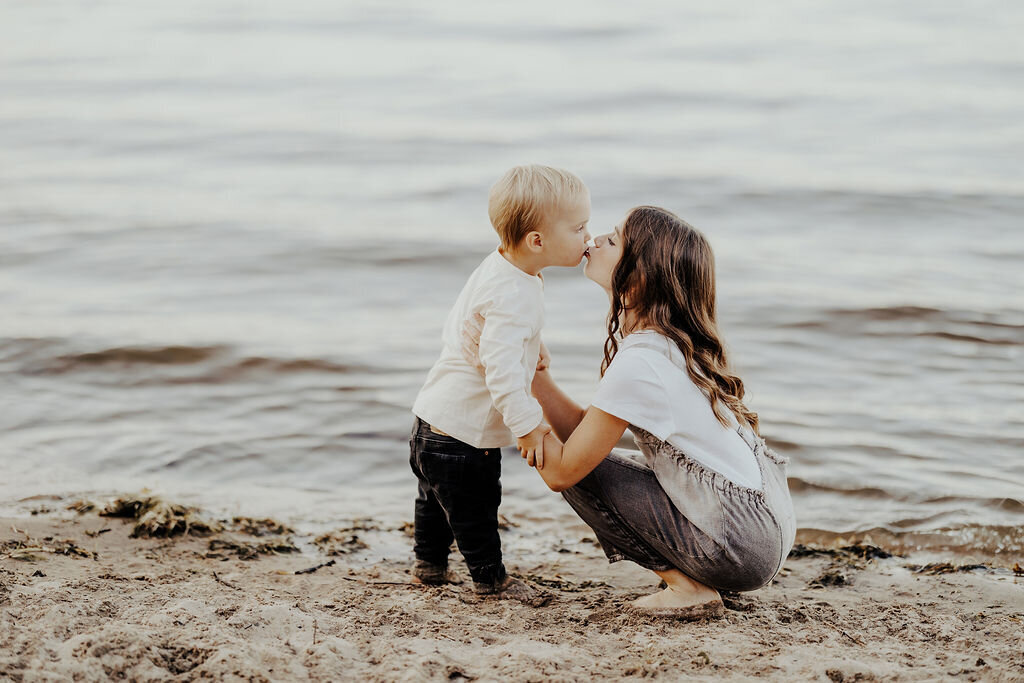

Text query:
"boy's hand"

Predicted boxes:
[[536, 340, 551, 372], [517, 423, 551, 469]]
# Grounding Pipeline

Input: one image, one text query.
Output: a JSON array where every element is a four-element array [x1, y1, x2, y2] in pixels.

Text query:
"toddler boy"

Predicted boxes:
[[410, 165, 591, 598]]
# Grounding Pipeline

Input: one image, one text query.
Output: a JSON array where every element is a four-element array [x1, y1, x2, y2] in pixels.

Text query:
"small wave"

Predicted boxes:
[[5, 339, 395, 382], [787, 477, 893, 499], [232, 357, 354, 374], [762, 436, 802, 451], [58, 345, 226, 367], [796, 524, 1024, 558], [272, 241, 493, 271], [728, 187, 1024, 216], [11, 344, 232, 375], [833, 305, 944, 322], [916, 331, 1019, 346], [922, 495, 1024, 513], [791, 482, 1024, 514], [773, 305, 1024, 346]]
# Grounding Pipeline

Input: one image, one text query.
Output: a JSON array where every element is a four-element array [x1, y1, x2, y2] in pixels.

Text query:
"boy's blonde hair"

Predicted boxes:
[[488, 165, 588, 249]]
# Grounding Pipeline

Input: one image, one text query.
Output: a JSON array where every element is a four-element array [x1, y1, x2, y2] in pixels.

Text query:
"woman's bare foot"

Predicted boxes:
[[628, 569, 724, 620]]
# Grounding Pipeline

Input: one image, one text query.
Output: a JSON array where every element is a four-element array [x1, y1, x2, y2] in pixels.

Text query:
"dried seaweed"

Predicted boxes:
[[788, 543, 892, 561], [228, 516, 294, 537], [905, 562, 989, 575], [524, 574, 611, 592], [100, 494, 221, 538], [809, 570, 848, 588], [207, 538, 299, 560], [66, 500, 96, 514], [2, 537, 95, 561], [313, 531, 368, 556]]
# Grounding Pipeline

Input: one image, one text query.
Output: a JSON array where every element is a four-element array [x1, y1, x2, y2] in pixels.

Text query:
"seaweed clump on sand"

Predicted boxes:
[[904, 562, 990, 575], [206, 538, 299, 561], [99, 494, 222, 538], [524, 574, 611, 593], [788, 543, 893, 562], [228, 516, 294, 537], [2, 536, 96, 561], [66, 500, 96, 514], [313, 531, 369, 556], [789, 543, 895, 590]]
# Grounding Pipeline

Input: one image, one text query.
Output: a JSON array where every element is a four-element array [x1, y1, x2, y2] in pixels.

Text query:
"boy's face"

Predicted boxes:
[[537, 195, 592, 268]]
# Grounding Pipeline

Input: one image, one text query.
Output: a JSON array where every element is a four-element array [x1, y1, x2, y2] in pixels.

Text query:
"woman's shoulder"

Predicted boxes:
[[610, 332, 710, 397], [601, 335, 678, 391], [614, 331, 681, 367]]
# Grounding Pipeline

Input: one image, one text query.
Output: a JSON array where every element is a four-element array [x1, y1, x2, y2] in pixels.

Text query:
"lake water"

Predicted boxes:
[[2, 0, 1022, 562]]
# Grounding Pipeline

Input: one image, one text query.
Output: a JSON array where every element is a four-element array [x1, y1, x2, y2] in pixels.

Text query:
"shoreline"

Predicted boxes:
[[1, 496, 1022, 681]]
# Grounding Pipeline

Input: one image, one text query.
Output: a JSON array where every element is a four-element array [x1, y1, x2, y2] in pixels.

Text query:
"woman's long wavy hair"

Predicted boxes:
[[601, 206, 759, 433]]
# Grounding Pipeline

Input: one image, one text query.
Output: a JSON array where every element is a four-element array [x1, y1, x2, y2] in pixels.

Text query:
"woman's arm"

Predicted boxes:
[[530, 369, 586, 442], [533, 406, 629, 492]]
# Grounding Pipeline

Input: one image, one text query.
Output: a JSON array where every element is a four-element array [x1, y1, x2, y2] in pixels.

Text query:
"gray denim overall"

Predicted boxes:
[[561, 340, 797, 592]]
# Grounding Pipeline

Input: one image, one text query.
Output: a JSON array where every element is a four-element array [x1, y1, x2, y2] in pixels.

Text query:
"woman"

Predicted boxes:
[[522, 206, 795, 619]]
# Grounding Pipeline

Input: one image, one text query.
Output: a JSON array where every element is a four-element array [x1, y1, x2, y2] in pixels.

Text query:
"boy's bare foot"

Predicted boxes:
[[474, 575, 551, 607], [411, 561, 463, 585]]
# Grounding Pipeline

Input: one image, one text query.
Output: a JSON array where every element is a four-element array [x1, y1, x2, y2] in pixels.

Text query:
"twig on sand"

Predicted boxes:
[[312, 619, 318, 646], [295, 560, 336, 575], [213, 571, 241, 590], [338, 575, 425, 587], [841, 630, 865, 646], [827, 622, 865, 646]]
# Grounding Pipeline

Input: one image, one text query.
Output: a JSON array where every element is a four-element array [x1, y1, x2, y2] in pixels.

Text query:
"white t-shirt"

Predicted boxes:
[[591, 330, 762, 490]]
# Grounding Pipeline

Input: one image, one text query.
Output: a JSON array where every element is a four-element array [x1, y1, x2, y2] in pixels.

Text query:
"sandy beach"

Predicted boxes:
[[1, 496, 1021, 682]]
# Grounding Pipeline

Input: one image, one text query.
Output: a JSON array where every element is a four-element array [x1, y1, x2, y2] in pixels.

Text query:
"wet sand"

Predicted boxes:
[[1, 501, 1022, 682]]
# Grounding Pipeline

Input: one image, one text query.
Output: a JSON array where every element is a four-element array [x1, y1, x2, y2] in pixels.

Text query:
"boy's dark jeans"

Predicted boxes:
[[409, 417, 506, 586]]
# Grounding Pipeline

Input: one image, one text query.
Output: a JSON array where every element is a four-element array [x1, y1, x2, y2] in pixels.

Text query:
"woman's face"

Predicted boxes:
[[582, 222, 624, 291]]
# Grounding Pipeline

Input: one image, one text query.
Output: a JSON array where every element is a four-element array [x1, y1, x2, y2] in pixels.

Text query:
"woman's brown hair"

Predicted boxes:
[[602, 206, 759, 433]]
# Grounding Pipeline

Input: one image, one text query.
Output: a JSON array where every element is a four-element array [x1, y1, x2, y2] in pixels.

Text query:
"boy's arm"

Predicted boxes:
[[477, 302, 544, 439]]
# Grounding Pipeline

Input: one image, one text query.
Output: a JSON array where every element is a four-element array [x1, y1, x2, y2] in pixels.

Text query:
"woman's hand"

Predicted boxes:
[[537, 431, 563, 470], [532, 407, 628, 492]]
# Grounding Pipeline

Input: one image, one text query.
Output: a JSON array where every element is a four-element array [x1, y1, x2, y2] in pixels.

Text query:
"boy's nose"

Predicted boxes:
[[583, 228, 592, 243]]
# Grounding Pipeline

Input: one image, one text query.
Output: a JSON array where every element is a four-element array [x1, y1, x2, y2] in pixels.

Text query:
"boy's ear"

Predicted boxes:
[[525, 231, 544, 252]]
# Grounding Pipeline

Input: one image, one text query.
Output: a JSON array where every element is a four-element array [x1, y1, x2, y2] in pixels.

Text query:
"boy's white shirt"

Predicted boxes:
[[413, 249, 545, 448]]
